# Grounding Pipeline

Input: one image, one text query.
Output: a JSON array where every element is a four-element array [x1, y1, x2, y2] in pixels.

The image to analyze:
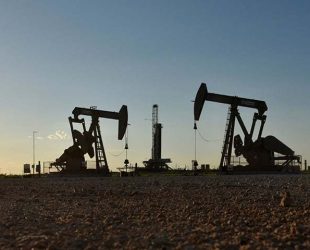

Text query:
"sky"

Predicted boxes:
[[0, 0, 309, 174]]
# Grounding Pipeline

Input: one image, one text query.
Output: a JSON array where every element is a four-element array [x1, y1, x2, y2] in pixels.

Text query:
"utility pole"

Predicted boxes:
[[33, 131, 38, 175]]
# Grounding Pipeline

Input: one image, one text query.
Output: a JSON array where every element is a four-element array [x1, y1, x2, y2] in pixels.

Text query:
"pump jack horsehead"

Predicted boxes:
[[194, 83, 300, 172], [52, 105, 128, 175]]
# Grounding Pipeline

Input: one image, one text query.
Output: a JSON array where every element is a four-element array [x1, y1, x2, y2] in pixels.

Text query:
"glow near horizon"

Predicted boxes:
[[0, 0, 309, 174]]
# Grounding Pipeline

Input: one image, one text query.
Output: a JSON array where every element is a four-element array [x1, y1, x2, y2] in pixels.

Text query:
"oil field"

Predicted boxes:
[[1, 83, 309, 249], [25, 82, 302, 176], [1, 1, 310, 249]]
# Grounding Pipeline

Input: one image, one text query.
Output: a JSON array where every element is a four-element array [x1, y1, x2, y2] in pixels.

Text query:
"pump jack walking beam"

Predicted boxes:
[[72, 106, 128, 140], [194, 83, 267, 120]]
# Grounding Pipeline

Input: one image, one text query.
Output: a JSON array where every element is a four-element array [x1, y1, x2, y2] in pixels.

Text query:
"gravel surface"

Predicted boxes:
[[0, 175, 309, 249]]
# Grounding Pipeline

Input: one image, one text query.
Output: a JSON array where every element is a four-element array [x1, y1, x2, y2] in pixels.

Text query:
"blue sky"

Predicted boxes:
[[0, 0, 309, 173]]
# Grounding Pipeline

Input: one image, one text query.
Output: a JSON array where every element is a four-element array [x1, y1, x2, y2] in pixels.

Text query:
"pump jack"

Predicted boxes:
[[194, 83, 300, 172], [52, 105, 128, 175]]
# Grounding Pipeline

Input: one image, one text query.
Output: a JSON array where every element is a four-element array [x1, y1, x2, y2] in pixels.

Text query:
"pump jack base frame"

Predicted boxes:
[[218, 164, 301, 175]]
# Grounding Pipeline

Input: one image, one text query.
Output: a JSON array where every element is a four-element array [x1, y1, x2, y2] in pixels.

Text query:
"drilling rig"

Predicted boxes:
[[52, 105, 128, 175], [194, 83, 300, 172], [143, 104, 171, 171]]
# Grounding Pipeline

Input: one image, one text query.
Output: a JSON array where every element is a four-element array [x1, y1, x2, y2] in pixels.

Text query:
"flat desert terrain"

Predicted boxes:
[[0, 174, 309, 249]]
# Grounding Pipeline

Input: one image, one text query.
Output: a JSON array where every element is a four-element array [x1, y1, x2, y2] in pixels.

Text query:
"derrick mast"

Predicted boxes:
[[152, 104, 162, 160], [143, 104, 171, 170]]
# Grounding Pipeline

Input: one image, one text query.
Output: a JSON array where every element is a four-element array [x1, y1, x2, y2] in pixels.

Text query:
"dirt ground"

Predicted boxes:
[[0, 174, 309, 249]]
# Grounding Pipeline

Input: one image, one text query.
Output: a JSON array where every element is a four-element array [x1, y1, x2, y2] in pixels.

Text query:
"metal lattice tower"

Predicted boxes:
[[143, 104, 171, 170], [152, 104, 159, 159]]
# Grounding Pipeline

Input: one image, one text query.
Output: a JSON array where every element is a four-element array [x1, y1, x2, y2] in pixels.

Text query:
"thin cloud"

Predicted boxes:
[[47, 130, 68, 140], [28, 130, 68, 140]]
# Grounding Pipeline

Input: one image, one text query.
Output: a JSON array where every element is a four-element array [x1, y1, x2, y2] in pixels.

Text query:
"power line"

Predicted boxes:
[[108, 148, 125, 157], [197, 128, 210, 142], [196, 127, 220, 143]]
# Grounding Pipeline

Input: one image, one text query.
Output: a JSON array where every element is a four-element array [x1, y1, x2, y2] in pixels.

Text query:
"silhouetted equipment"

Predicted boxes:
[[52, 105, 128, 174], [194, 83, 301, 171], [143, 104, 171, 170], [124, 124, 130, 171], [23, 164, 31, 174], [192, 160, 198, 170], [36, 161, 41, 174]]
